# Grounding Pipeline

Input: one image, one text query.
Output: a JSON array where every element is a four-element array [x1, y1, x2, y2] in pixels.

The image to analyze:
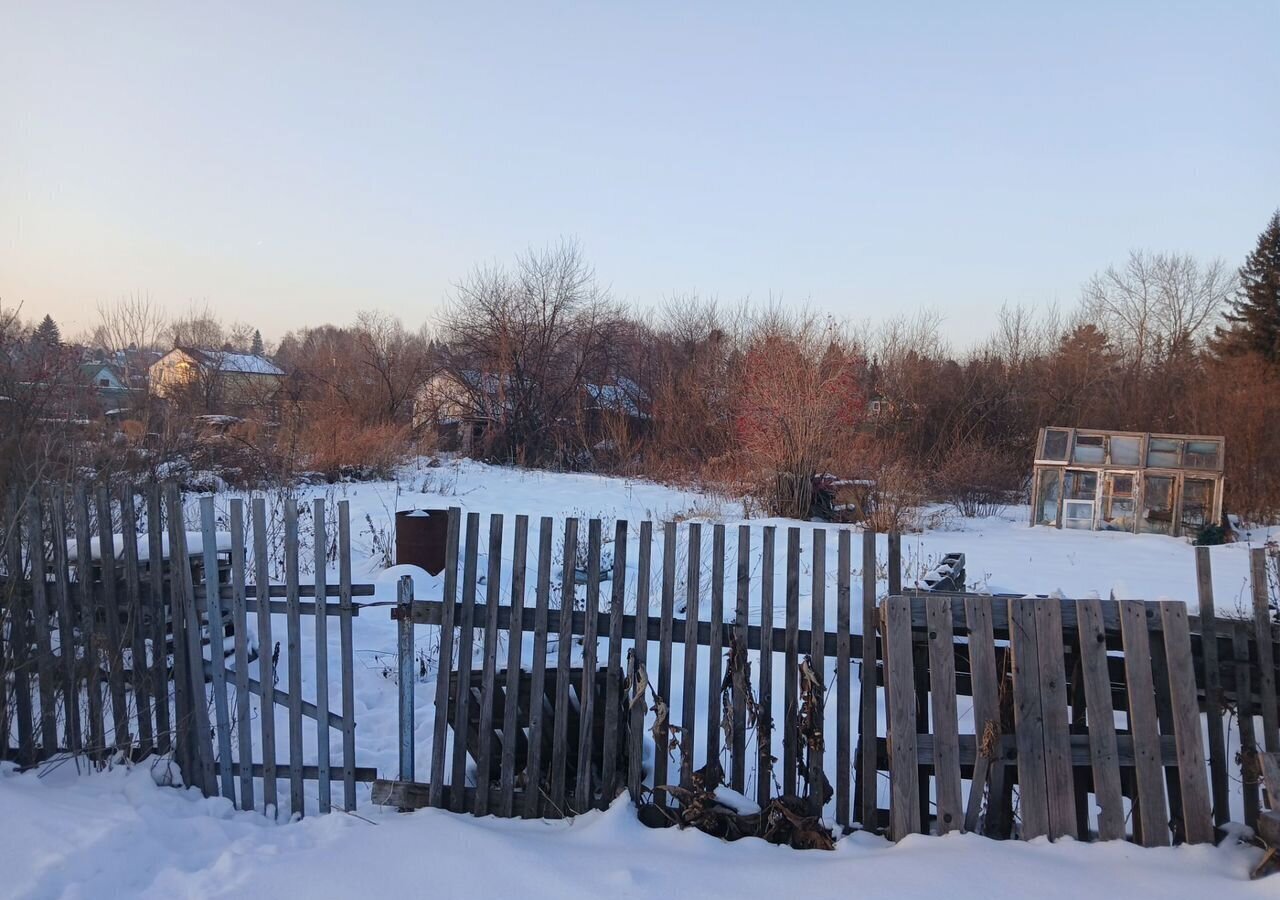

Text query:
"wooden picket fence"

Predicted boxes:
[[0, 482, 377, 819]]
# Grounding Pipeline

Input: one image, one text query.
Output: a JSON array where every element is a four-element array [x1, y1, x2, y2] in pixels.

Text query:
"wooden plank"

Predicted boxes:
[[835, 529, 851, 828], [705, 524, 726, 780], [600, 519, 627, 807], [1075, 597, 1125, 841], [312, 500, 331, 813], [925, 594, 962, 833], [1158, 601, 1214, 844], [5, 487, 34, 766], [338, 500, 357, 812], [1253, 549, 1280, 753], [499, 514, 529, 818], [782, 527, 800, 797], [807, 528, 826, 817], [883, 594, 920, 840], [49, 487, 82, 756], [200, 496, 235, 802], [161, 486, 191, 776], [1234, 628, 1260, 828], [654, 522, 676, 806], [575, 518, 602, 813], [1008, 597, 1050, 840], [146, 486, 170, 754], [680, 522, 701, 790], [1194, 548, 1228, 829], [1034, 598, 1077, 839], [73, 486, 106, 763], [284, 499, 305, 816], [251, 498, 278, 816], [450, 512, 481, 814], [473, 514, 504, 816], [887, 531, 902, 596], [757, 525, 775, 810], [25, 490, 59, 754], [167, 483, 216, 795], [732, 525, 751, 796], [522, 517, 554, 819], [1118, 597, 1169, 847], [397, 575, 415, 783], [858, 527, 877, 828], [1149, 630, 1183, 841], [427, 507, 461, 810], [963, 596, 1006, 837], [116, 485, 152, 756], [548, 517, 577, 816], [229, 500, 254, 811], [95, 486, 132, 753], [628, 521, 654, 803]]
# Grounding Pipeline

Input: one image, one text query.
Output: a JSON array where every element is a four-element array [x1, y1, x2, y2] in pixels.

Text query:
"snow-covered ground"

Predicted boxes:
[[3, 458, 1277, 897]]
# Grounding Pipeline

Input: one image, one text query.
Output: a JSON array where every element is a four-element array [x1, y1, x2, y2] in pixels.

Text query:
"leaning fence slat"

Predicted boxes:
[[925, 594, 962, 834], [230, 500, 254, 810], [313, 499, 332, 813], [782, 527, 800, 798], [252, 498, 278, 815], [201, 496, 236, 802], [548, 517, 577, 817], [1008, 597, 1050, 840], [95, 486, 132, 754], [428, 507, 461, 810], [1034, 598, 1077, 840], [1194, 548, 1228, 829], [858, 527, 877, 828], [1233, 629, 1260, 828], [654, 521, 676, 808], [146, 485, 170, 755], [161, 487, 190, 779], [1075, 597, 1125, 841], [6, 488, 34, 765], [807, 528, 826, 817], [49, 487, 82, 756], [499, 514, 529, 817], [600, 519, 627, 807], [284, 499, 305, 816], [1118, 597, 1168, 847], [884, 594, 920, 840], [73, 486, 106, 763], [704, 524, 726, 779], [963, 595, 1005, 836], [629, 521, 653, 803], [450, 512, 482, 814], [473, 514, 504, 816], [1252, 549, 1279, 753], [523, 517, 554, 819], [680, 522, 702, 790], [1158, 601, 1213, 844], [117, 485, 153, 756], [575, 518, 602, 813], [732, 525, 751, 796], [25, 491, 59, 754], [756, 526, 775, 811], [834, 529, 851, 828], [338, 500, 356, 812]]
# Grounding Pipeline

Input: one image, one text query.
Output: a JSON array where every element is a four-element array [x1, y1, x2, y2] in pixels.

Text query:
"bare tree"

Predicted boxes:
[[92, 293, 168, 352]]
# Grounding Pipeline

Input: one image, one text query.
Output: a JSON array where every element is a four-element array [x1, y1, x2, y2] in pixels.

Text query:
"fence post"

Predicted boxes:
[[398, 574, 415, 784]]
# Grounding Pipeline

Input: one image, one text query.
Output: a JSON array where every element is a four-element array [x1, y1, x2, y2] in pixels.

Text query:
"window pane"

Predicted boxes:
[[1064, 470, 1097, 500], [1072, 434, 1105, 464], [1036, 468, 1061, 525], [1140, 475, 1174, 534], [1041, 429, 1070, 461], [1146, 438, 1181, 468], [1101, 474, 1136, 531], [1181, 478, 1214, 533], [1110, 436, 1141, 466], [1183, 440, 1221, 470]]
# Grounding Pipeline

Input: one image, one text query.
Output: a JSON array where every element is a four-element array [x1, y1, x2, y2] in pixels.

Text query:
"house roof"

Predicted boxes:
[[172, 347, 284, 377]]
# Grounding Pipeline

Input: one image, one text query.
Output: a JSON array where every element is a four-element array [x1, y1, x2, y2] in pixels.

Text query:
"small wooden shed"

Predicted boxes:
[[1031, 427, 1225, 537]]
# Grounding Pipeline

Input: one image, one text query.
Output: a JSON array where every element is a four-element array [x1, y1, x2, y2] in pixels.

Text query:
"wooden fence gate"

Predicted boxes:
[[0, 482, 376, 819]]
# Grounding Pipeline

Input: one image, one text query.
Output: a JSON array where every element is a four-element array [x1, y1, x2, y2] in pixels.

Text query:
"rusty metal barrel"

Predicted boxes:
[[394, 508, 450, 575]]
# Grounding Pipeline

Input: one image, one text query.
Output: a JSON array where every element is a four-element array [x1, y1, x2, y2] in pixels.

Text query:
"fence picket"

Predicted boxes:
[[313, 500, 331, 813], [629, 521, 653, 803], [146, 485, 170, 755], [1158, 601, 1213, 844], [705, 524, 726, 780], [73, 486, 105, 763], [5, 488, 34, 766], [757, 526, 775, 810], [654, 522, 676, 807], [523, 517, 554, 819], [962, 595, 1005, 836], [834, 529, 851, 828], [428, 507, 461, 810], [1074, 598, 1124, 840], [25, 491, 59, 754], [1233, 629, 1260, 827], [782, 527, 800, 798], [1118, 597, 1168, 847], [1251, 549, 1279, 753], [548, 517, 577, 816], [601, 519, 627, 807], [732, 525, 750, 796], [883, 594, 920, 840], [1194, 548, 1228, 829], [450, 512, 481, 814], [201, 496, 236, 802], [575, 518, 602, 812], [474, 514, 504, 816], [251, 498, 278, 815], [117, 485, 152, 756], [230, 500, 254, 810], [49, 486, 82, 756], [499, 514, 529, 817], [284, 499, 305, 816], [858, 527, 878, 828], [807, 528, 826, 817], [680, 522, 702, 789], [95, 486, 131, 754], [338, 500, 357, 812], [925, 595, 962, 833], [1008, 597, 1049, 840]]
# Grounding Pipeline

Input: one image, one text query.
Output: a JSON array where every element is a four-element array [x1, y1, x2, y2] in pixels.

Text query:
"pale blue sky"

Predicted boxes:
[[2, 2, 1276, 344]]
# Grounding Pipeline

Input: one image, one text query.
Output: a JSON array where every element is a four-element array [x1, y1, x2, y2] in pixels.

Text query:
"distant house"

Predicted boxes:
[[149, 347, 285, 411], [78, 362, 132, 414], [412, 370, 509, 453]]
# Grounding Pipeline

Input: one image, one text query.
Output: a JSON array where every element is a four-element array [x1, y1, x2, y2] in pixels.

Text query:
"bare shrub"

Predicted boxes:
[[930, 440, 1025, 518]]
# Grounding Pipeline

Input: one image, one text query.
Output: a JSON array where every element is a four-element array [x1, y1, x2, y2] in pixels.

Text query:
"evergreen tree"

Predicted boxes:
[[250, 328, 265, 356], [1215, 210, 1280, 364], [32, 314, 61, 346]]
